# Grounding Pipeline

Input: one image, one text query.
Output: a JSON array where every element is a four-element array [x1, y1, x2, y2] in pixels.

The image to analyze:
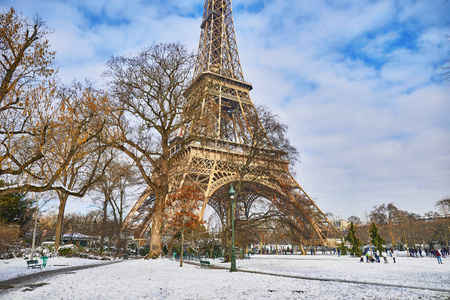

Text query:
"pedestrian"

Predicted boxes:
[[374, 249, 380, 263], [391, 249, 396, 263], [365, 251, 370, 263], [435, 249, 443, 264], [337, 248, 341, 257], [382, 250, 388, 264]]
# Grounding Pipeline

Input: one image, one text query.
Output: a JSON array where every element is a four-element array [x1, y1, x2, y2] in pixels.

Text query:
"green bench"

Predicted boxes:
[[200, 260, 211, 268], [27, 260, 42, 269]]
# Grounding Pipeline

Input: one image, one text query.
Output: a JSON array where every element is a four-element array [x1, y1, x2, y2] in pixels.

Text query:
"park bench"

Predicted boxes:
[[27, 260, 42, 269], [200, 260, 211, 268]]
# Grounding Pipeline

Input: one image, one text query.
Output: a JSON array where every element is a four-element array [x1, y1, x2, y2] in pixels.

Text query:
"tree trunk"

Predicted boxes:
[[403, 228, 409, 257], [146, 137, 170, 260], [54, 194, 69, 248], [389, 224, 395, 248], [148, 199, 164, 259], [299, 241, 306, 255], [260, 234, 264, 255], [100, 198, 108, 251], [180, 229, 184, 267]]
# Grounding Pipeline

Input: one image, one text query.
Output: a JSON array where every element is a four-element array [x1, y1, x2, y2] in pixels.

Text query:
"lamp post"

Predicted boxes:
[[228, 185, 237, 272]]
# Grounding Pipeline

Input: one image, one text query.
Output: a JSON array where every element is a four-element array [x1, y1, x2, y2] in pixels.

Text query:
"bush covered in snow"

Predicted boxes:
[[0, 225, 24, 259]]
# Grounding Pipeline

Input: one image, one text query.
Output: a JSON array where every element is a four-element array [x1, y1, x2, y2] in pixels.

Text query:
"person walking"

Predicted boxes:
[[382, 250, 388, 264], [435, 249, 443, 264], [390, 249, 396, 263], [374, 249, 380, 263]]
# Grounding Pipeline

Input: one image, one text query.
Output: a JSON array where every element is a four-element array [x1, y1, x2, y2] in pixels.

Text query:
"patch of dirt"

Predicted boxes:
[[22, 282, 48, 292]]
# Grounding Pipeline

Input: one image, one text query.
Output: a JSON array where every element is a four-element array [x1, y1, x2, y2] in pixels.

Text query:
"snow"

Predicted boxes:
[[1, 252, 449, 299], [0, 256, 108, 282], [62, 233, 92, 239]]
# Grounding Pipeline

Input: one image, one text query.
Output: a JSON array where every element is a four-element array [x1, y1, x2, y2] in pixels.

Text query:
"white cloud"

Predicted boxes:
[[1, 0, 449, 219]]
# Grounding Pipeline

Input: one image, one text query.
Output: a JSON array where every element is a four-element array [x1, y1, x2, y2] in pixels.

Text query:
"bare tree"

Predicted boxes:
[[347, 215, 363, 225], [1, 10, 113, 201], [93, 157, 139, 252], [436, 197, 450, 215], [1, 8, 56, 193], [215, 104, 299, 260], [104, 42, 201, 258], [0, 8, 55, 111], [369, 203, 405, 247], [34, 81, 114, 247], [434, 198, 450, 248]]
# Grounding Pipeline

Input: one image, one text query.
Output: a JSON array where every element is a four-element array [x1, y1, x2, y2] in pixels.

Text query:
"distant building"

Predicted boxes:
[[62, 232, 93, 247]]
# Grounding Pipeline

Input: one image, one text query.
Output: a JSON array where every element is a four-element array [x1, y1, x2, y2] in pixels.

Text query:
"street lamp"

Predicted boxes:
[[228, 185, 237, 272]]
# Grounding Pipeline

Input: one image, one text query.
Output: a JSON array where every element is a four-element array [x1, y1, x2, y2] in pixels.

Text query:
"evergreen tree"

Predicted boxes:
[[162, 244, 169, 256], [0, 181, 32, 227], [345, 221, 362, 257], [338, 238, 348, 255], [369, 222, 386, 252]]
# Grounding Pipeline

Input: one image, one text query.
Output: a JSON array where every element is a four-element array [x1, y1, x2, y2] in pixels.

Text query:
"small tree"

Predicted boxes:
[[370, 222, 386, 252], [0, 181, 32, 228], [162, 244, 169, 256], [338, 238, 348, 255], [345, 221, 362, 257], [165, 184, 204, 267]]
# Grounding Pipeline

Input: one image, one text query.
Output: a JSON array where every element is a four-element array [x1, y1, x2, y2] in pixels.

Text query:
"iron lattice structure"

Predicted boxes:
[[123, 0, 340, 246]]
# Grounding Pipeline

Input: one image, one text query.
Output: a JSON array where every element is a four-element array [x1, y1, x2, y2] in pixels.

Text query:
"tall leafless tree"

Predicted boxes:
[[216, 104, 299, 260], [93, 157, 140, 252], [1, 10, 113, 201], [104, 42, 202, 258]]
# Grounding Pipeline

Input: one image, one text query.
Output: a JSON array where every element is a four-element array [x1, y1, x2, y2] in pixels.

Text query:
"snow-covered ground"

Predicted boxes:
[[0, 253, 448, 299], [0, 256, 111, 282]]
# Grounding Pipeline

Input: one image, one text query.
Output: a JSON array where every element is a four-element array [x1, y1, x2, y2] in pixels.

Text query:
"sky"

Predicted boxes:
[[1, 0, 449, 220]]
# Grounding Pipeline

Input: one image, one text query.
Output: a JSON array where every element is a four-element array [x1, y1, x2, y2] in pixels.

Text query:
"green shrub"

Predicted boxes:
[[58, 246, 76, 257], [139, 244, 150, 256], [162, 244, 169, 256], [0, 225, 23, 259], [171, 244, 180, 255]]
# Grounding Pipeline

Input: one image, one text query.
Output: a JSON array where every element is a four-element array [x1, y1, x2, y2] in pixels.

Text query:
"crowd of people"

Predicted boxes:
[[360, 247, 446, 264], [407, 247, 448, 259], [361, 248, 396, 264]]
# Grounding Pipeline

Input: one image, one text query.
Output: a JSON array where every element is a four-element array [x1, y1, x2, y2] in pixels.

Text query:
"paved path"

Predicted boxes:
[[0, 261, 122, 295]]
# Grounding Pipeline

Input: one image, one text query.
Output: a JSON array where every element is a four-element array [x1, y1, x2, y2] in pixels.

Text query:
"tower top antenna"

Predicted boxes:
[[194, 0, 244, 81]]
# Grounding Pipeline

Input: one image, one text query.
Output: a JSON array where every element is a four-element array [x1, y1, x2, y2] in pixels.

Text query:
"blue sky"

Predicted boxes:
[[2, 0, 449, 219]]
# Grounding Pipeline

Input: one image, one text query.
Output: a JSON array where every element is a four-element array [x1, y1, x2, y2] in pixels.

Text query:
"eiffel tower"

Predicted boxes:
[[123, 0, 339, 246]]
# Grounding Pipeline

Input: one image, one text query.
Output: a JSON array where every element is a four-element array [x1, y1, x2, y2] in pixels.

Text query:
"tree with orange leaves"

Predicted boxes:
[[1, 7, 56, 192], [165, 184, 204, 267], [1, 9, 114, 200]]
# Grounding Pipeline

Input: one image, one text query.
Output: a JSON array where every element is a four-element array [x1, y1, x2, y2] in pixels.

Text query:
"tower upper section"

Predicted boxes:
[[194, 0, 244, 81]]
